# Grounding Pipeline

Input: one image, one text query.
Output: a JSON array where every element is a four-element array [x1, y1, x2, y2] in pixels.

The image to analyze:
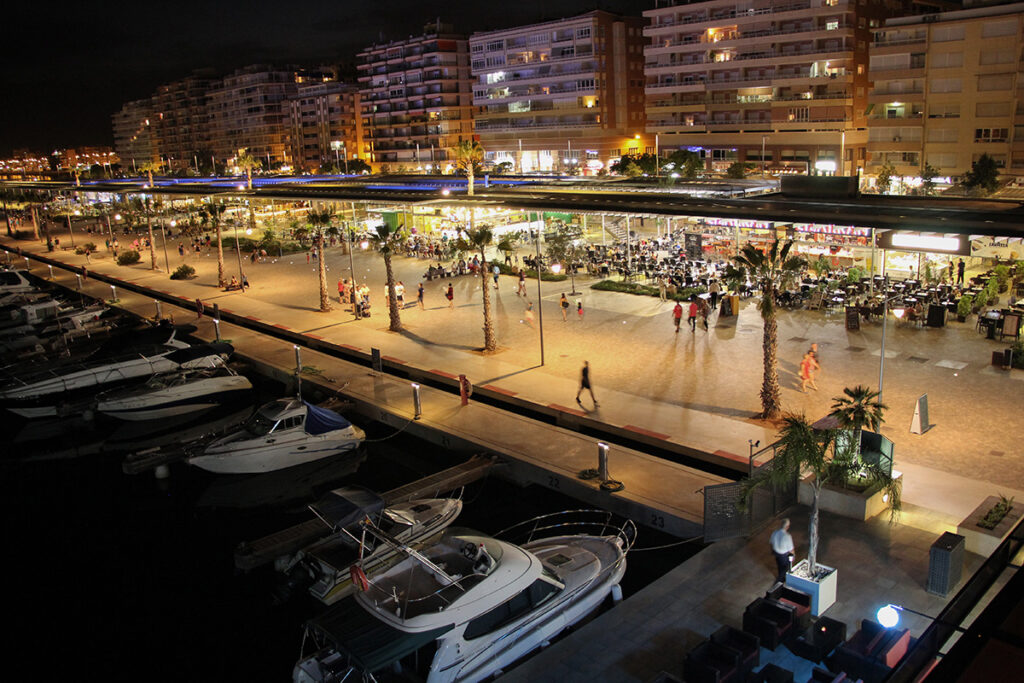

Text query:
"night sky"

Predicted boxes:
[[0, 0, 639, 157]]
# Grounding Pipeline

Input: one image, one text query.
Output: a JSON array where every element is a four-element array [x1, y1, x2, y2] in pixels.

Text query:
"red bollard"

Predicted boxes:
[[459, 374, 472, 406]]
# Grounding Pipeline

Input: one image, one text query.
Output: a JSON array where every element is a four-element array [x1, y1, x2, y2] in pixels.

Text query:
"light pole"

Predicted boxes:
[[534, 212, 545, 366], [761, 135, 768, 178], [161, 219, 173, 273], [877, 287, 899, 405]]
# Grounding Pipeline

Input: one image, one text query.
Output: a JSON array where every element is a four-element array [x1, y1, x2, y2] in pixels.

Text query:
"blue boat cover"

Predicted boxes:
[[304, 401, 352, 435]]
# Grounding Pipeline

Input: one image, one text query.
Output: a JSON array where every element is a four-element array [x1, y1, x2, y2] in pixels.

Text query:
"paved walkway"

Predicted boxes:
[[5, 225, 1023, 522]]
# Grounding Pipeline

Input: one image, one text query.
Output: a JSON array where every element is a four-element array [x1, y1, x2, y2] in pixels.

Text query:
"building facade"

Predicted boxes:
[[470, 11, 649, 174], [867, 1, 1024, 187], [111, 98, 160, 172], [643, 0, 897, 175], [357, 22, 474, 170], [288, 82, 365, 173], [151, 73, 215, 172]]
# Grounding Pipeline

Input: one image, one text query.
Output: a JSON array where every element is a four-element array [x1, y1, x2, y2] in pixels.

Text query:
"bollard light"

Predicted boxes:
[[110, 284, 117, 301], [412, 382, 422, 420], [24, 257, 30, 270], [155, 300, 162, 319], [598, 442, 610, 481], [48, 264, 54, 279], [76, 274, 82, 290]]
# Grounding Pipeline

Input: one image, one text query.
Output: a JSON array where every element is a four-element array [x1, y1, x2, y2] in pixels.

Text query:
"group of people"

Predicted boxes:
[[671, 297, 712, 333]]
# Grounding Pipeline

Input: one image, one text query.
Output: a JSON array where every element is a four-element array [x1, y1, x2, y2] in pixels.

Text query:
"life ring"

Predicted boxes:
[[350, 565, 369, 592]]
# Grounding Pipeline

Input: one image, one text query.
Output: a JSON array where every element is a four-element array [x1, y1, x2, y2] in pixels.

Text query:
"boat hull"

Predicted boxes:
[[97, 375, 253, 421], [188, 426, 366, 474]]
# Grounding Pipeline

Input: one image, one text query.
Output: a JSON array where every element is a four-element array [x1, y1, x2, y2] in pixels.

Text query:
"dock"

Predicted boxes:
[[234, 455, 499, 570]]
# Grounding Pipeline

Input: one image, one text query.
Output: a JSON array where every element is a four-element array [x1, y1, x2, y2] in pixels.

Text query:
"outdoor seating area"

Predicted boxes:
[[675, 584, 916, 683]]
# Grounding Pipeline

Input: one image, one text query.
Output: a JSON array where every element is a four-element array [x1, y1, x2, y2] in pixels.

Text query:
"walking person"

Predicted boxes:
[[576, 299, 584, 320], [806, 343, 821, 383], [396, 281, 405, 308], [770, 519, 795, 583], [699, 297, 710, 331], [800, 352, 818, 392], [417, 282, 425, 309], [658, 276, 667, 302], [492, 264, 500, 289], [446, 282, 455, 310], [956, 257, 965, 286], [560, 293, 570, 322], [195, 298, 204, 320], [709, 280, 721, 311], [338, 278, 346, 304], [688, 299, 698, 332], [517, 268, 527, 297], [524, 301, 535, 328], [673, 300, 683, 333], [575, 360, 598, 408]]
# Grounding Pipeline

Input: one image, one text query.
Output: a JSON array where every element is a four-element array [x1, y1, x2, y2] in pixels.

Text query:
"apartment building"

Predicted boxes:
[[356, 22, 474, 169], [644, 0, 897, 175], [205, 65, 300, 168], [288, 82, 365, 173], [111, 97, 160, 171], [469, 11, 648, 174], [151, 73, 215, 172], [867, 1, 1024, 185]]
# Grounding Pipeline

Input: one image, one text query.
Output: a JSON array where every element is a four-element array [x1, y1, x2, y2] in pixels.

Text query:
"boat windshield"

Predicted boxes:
[[242, 411, 278, 436]]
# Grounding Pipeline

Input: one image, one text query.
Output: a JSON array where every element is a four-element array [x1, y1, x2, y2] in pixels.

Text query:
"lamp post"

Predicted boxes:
[[761, 135, 768, 178], [534, 213, 545, 366], [161, 219, 172, 273], [877, 288, 899, 405]]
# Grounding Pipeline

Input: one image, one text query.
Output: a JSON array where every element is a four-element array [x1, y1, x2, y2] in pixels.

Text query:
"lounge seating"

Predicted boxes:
[[742, 597, 797, 651], [766, 584, 813, 631], [710, 625, 759, 675], [789, 616, 847, 663], [826, 619, 911, 683], [751, 663, 795, 682], [682, 640, 742, 683]]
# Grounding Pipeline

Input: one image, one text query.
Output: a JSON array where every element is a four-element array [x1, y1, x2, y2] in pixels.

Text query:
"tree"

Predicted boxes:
[[0, 188, 15, 236], [235, 148, 262, 190], [370, 222, 407, 332], [725, 239, 806, 419], [962, 153, 1000, 195], [744, 414, 901, 576], [347, 158, 372, 175], [875, 161, 896, 194], [665, 150, 704, 179], [144, 195, 160, 270], [307, 207, 334, 312], [920, 162, 939, 196], [455, 215, 514, 352], [544, 222, 585, 295], [828, 385, 887, 461], [451, 140, 485, 195], [200, 200, 228, 287], [139, 160, 163, 187], [610, 153, 658, 176], [726, 161, 755, 179]]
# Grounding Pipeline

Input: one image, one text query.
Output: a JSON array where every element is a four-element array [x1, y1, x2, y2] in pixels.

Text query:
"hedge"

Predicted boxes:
[[116, 250, 141, 265], [591, 279, 705, 301], [170, 264, 196, 280], [493, 260, 568, 281]]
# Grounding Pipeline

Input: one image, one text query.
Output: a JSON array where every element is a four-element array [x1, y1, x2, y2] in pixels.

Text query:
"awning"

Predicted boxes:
[[307, 600, 453, 673], [310, 486, 384, 529]]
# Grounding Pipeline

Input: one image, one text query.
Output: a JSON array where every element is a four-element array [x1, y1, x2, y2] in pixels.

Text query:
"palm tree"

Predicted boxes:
[[370, 222, 407, 332], [307, 207, 334, 312], [451, 140, 485, 196], [144, 196, 160, 270], [828, 385, 887, 461], [139, 160, 163, 186], [0, 188, 15, 237], [455, 213, 514, 352], [201, 200, 228, 287], [235, 148, 262, 190], [725, 239, 806, 419], [744, 415, 901, 576]]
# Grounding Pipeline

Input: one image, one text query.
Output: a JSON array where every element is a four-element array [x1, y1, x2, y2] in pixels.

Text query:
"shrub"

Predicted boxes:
[[956, 294, 973, 318], [592, 279, 705, 301], [978, 494, 1015, 530], [170, 264, 196, 280], [994, 264, 1010, 293], [116, 249, 140, 265], [74, 242, 97, 255], [1011, 339, 1024, 369], [493, 261, 568, 281]]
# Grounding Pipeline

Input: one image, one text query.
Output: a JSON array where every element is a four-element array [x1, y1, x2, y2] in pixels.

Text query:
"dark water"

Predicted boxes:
[[4, 369, 698, 682]]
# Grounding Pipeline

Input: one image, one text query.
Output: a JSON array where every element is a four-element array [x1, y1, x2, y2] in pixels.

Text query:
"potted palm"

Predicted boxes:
[[744, 413, 901, 615], [956, 294, 972, 323]]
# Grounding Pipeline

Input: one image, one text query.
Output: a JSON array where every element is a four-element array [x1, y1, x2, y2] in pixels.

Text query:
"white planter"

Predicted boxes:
[[785, 559, 837, 616], [797, 471, 903, 521], [956, 496, 1024, 557]]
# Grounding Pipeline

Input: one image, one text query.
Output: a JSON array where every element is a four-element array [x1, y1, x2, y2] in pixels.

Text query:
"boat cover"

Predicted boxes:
[[163, 342, 233, 363], [304, 401, 352, 435], [306, 599, 452, 673], [310, 486, 385, 529]]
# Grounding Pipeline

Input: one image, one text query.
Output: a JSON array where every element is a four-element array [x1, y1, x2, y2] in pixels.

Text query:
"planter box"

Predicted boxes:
[[798, 471, 903, 521], [786, 559, 837, 616], [956, 495, 1024, 557]]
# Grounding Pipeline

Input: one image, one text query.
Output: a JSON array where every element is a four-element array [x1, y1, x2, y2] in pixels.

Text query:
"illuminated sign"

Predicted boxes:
[[794, 223, 870, 237], [701, 217, 772, 230], [890, 234, 962, 252]]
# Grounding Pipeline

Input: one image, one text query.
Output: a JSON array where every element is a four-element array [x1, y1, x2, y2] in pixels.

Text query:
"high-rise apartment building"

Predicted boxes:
[[151, 73, 215, 172], [111, 98, 160, 171], [288, 82, 365, 173], [643, 0, 897, 175], [867, 1, 1024, 185], [205, 65, 300, 167], [469, 11, 648, 174], [357, 22, 474, 170]]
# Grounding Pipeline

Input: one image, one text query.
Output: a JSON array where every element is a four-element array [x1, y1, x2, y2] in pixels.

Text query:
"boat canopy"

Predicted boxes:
[[310, 486, 385, 529], [304, 401, 352, 435], [306, 600, 452, 673], [164, 342, 233, 363]]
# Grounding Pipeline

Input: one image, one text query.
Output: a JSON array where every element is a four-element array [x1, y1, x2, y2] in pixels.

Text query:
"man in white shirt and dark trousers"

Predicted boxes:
[[770, 518, 795, 583]]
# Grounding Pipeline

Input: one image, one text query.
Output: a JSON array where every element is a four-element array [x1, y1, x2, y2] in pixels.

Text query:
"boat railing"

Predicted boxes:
[[0, 349, 167, 387], [495, 509, 639, 554], [363, 565, 486, 619]]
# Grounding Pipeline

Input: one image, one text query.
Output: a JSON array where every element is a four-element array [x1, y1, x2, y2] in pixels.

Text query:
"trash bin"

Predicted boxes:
[[927, 532, 965, 597]]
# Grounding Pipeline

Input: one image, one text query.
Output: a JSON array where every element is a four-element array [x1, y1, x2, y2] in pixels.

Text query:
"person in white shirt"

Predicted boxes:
[[770, 518, 795, 583]]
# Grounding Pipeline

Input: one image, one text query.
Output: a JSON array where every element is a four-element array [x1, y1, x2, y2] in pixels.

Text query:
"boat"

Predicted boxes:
[[293, 510, 636, 683], [277, 487, 463, 605], [95, 365, 253, 421], [0, 339, 233, 418], [186, 398, 365, 474], [0, 269, 36, 296]]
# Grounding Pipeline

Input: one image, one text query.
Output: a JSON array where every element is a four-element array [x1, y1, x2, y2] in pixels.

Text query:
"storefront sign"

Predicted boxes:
[[701, 217, 772, 230], [793, 223, 870, 237], [876, 231, 970, 256]]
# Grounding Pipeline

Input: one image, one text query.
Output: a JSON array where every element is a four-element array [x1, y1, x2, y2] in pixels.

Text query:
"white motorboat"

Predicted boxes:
[[0, 269, 36, 296], [95, 365, 253, 420], [294, 510, 636, 683], [0, 339, 233, 418], [186, 398, 365, 474], [278, 487, 463, 606]]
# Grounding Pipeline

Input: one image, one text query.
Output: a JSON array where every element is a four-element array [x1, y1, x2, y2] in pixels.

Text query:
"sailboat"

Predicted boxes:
[[294, 510, 635, 683]]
